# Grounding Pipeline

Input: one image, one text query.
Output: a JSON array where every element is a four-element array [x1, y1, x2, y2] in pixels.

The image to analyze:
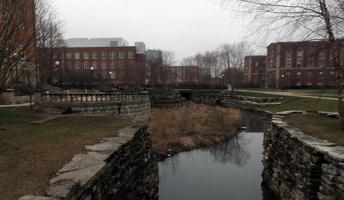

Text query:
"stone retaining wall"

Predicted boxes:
[[40, 100, 151, 122], [20, 126, 159, 200], [264, 114, 344, 200]]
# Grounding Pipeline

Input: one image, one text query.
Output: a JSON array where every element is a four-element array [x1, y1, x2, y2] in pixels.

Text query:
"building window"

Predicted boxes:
[[119, 62, 123, 69], [330, 71, 335, 76], [75, 61, 81, 69], [101, 62, 107, 69], [92, 52, 98, 59], [128, 51, 134, 58], [319, 50, 326, 68], [84, 61, 89, 69], [101, 52, 107, 59], [307, 48, 315, 68], [110, 61, 116, 69], [296, 48, 304, 68], [285, 49, 292, 68], [110, 52, 116, 59], [75, 52, 80, 59], [319, 71, 324, 75], [66, 52, 72, 59], [92, 61, 98, 69], [119, 52, 124, 59], [83, 52, 89, 59], [297, 72, 302, 76]]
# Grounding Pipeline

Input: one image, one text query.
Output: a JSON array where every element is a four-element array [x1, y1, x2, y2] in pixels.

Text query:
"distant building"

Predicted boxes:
[[55, 38, 147, 86], [244, 56, 267, 88], [266, 41, 342, 89], [150, 65, 202, 85]]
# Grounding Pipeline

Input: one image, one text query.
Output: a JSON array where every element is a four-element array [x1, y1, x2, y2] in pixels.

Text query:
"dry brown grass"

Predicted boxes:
[[0, 108, 131, 200], [149, 103, 243, 157]]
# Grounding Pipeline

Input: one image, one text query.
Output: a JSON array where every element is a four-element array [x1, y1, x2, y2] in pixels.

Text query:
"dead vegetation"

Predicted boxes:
[[149, 103, 243, 158]]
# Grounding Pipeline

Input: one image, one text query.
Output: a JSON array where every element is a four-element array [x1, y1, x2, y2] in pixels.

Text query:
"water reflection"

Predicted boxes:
[[158, 132, 275, 200], [206, 134, 250, 166]]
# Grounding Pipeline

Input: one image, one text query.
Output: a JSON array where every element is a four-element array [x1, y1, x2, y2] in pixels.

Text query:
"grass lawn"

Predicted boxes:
[[284, 114, 344, 146], [241, 88, 337, 98], [0, 108, 131, 200], [234, 91, 338, 113]]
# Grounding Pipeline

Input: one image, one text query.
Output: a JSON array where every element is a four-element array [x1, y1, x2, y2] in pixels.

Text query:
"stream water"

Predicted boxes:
[[158, 113, 276, 200]]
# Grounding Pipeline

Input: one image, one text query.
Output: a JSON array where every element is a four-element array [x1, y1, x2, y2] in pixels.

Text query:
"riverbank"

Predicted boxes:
[[149, 103, 243, 159]]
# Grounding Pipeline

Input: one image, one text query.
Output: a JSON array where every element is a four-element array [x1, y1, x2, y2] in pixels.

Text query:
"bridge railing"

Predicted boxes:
[[40, 92, 149, 103]]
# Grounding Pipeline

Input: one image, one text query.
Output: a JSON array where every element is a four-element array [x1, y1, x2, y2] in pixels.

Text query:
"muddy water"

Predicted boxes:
[[158, 113, 275, 200]]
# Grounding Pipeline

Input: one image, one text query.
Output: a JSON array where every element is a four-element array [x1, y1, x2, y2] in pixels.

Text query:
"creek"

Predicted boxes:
[[158, 112, 276, 200]]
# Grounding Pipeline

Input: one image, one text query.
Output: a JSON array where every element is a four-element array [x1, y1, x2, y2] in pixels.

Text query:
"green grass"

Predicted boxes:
[[285, 114, 344, 146], [241, 88, 337, 98], [0, 108, 131, 200], [233, 91, 338, 113]]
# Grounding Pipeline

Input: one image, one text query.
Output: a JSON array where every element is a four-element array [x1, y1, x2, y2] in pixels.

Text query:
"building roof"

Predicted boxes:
[[63, 38, 129, 47]]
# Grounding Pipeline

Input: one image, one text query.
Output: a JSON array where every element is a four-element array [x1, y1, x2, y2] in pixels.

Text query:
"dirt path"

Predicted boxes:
[[238, 90, 338, 101]]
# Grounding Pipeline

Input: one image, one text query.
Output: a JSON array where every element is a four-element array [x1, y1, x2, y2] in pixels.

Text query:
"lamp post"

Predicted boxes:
[[54, 61, 61, 87], [109, 71, 113, 88], [90, 66, 95, 87]]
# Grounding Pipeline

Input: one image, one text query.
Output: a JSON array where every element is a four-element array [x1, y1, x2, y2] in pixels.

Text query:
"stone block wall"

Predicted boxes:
[[40, 100, 151, 122], [20, 126, 159, 200], [264, 115, 344, 200]]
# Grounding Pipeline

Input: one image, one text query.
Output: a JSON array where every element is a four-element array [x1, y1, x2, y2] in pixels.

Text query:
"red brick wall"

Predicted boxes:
[[56, 47, 146, 85], [266, 41, 342, 88], [244, 56, 266, 87]]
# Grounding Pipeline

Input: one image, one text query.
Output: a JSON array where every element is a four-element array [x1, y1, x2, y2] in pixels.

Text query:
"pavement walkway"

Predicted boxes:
[[0, 103, 32, 108], [237, 90, 338, 101]]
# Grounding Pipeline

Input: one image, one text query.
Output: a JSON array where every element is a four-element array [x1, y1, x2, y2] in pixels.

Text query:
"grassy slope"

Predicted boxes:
[[0, 108, 130, 200], [234, 91, 337, 113], [285, 114, 344, 146], [149, 103, 242, 157]]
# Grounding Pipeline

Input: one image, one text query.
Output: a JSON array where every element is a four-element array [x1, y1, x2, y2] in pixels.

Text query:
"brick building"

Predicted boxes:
[[150, 65, 202, 85], [244, 56, 267, 88], [0, 0, 37, 89], [266, 41, 342, 89], [55, 38, 146, 86]]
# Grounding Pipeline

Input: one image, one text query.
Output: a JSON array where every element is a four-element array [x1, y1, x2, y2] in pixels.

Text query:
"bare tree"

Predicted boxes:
[[222, 0, 344, 129], [217, 42, 252, 87], [0, 0, 36, 92], [35, 0, 64, 86], [162, 50, 176, 66]]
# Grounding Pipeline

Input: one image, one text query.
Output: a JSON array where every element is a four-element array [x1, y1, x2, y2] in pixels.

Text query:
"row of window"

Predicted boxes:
[[281, 71, 335, 78], [65, 51, 135, 60], [66, 61, 135, 70], [91, 71, 117, 79]]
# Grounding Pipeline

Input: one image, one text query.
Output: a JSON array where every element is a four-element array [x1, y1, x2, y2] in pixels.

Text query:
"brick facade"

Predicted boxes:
[[0, 0, 37, 88], [244, 56, 267, 88], [56, 47, 146, 86], [266, 41, 342, 89]]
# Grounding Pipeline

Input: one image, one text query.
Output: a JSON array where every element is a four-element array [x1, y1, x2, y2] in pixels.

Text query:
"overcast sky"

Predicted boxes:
[[53, 0, 262, 63]]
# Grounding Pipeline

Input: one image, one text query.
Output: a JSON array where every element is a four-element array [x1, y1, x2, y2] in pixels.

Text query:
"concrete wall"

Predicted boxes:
[[19, 126, 159, 200], [264, 115, 344, 200]]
